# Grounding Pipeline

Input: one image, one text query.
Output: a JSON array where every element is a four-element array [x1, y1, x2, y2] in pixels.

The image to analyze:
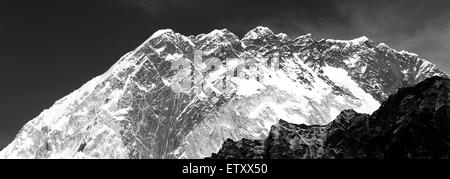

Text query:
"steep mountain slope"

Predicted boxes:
[[0, 27, 447, 159], [210, 76, 450, 159]]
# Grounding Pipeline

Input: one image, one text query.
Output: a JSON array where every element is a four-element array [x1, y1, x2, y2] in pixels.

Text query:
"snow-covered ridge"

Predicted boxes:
[[146, 27, 441, 68], [325, 36, 370, 46]]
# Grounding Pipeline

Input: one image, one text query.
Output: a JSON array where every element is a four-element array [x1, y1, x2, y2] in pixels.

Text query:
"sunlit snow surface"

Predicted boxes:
[[1, 27, 447, 159]]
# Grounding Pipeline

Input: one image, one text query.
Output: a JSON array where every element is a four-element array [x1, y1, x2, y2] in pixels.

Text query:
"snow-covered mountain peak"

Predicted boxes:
[[376, 42, 391, 50], [194, 29, 242, 57], [196, 29, 239, 43], [137, 29, 195, 57], [1, 27, 447, 159], [241, 26, 280, 46], [208, 29, 232, 37], [244, 26, 275, 38], [149, 29, 175, 40], [276, 33, 290, 42]]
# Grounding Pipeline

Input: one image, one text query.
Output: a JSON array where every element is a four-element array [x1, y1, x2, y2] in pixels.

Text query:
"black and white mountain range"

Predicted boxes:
[[0, 27, 447, 159]]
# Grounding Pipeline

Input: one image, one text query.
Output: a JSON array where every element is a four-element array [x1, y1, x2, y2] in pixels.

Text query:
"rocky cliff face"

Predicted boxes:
[[0, 27, 447, 159], [210, 76, 450, 159]]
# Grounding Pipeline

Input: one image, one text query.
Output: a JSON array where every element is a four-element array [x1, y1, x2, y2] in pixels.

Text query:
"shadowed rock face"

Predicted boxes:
[[0, 26, 448, 159], [210, 76, 450, 159]]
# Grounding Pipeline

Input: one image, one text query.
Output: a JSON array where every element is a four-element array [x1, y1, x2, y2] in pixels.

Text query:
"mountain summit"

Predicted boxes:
[[0, 27, 447, 159]]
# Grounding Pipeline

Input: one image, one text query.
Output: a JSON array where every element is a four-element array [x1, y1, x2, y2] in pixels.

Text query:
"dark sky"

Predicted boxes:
[[0, 0, 449, 147]]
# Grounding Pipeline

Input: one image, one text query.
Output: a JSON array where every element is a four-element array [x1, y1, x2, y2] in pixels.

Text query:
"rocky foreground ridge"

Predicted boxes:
[[210, 76, 450, 159]]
